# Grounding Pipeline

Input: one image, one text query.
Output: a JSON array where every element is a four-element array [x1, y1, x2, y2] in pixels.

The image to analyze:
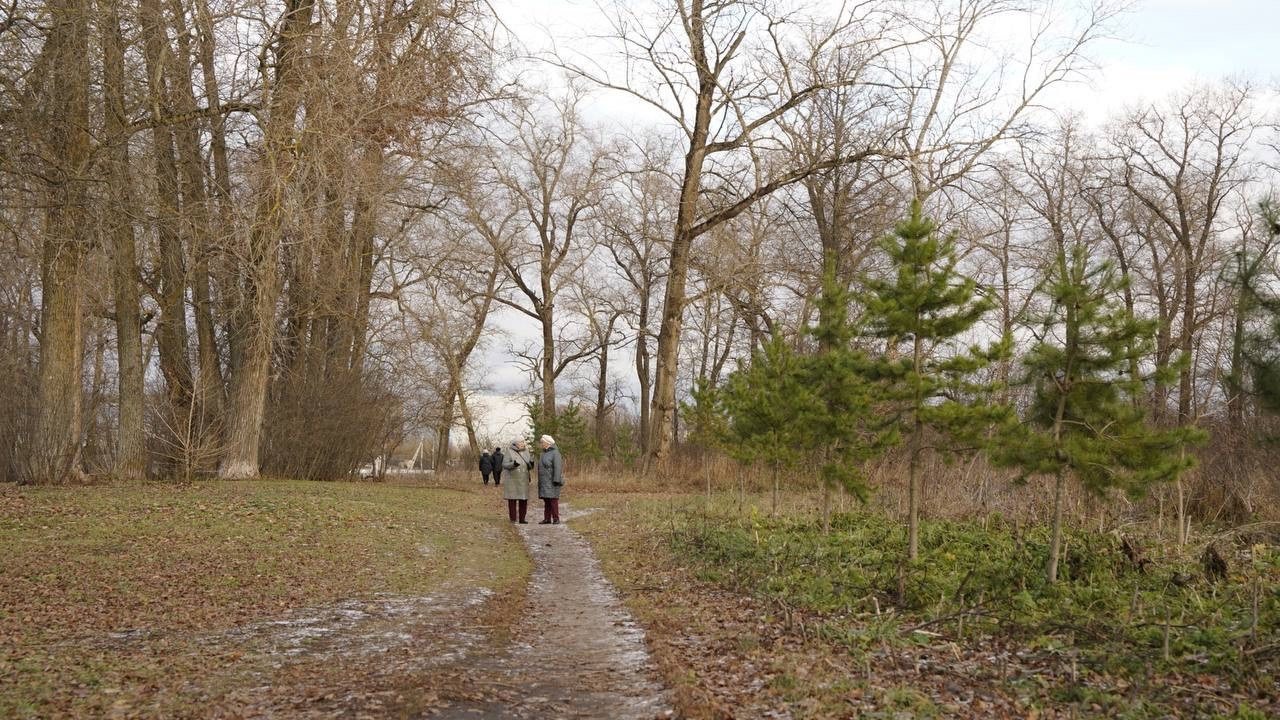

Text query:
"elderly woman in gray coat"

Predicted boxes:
[[501, 438, 533, 523], [537, 434, 564, 524]]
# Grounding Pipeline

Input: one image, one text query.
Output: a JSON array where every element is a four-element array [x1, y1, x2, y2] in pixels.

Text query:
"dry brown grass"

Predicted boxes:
[[566, 437, 1280, 544]]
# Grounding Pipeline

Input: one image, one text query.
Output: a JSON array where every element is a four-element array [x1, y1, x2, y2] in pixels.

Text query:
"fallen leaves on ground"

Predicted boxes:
[[0, 478, 529, 719]]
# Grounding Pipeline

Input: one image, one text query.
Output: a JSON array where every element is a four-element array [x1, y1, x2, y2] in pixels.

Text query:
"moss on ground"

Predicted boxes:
[[575, 491, 1278, 719]]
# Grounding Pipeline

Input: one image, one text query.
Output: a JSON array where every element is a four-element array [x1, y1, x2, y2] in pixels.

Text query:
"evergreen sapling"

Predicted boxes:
[[995, 242, 1203, 583], [857, 201, 1013, 562]]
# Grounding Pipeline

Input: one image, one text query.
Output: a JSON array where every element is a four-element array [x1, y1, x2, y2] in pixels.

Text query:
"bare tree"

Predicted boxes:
[[893, 0, 1122, 200], [557, 0, 1117, 460], [405, 232, 502, 467], [456, 92, 611, 423], [1107, 83, 1257, 425], [22, 0, 92, 483], [217, 0, 315, 480], [552, 1, 916, 459], [138, 0, 195, 422], [599, 136, 674, 454], [98, 0, 146, 480]]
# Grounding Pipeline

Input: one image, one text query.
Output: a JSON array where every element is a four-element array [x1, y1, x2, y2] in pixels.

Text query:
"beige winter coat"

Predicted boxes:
[[501, 444, 533, 500]]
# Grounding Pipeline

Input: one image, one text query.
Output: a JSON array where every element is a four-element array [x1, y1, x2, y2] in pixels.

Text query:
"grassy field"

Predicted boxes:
[[4, 475, 1272, 719], [0, 479, 529, 718], [574, 490, 1278, 720]]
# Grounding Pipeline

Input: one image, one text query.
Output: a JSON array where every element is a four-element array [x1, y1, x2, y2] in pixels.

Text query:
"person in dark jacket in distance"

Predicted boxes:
[[491, 446, 504, 486], [478, 451, 493, 485], [537, 434, 564, 524]]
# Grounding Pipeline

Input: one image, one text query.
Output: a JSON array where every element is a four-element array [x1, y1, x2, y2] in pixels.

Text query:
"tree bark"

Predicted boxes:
[[541, 302, 557, 423], [457, 389, 479, 456], [1047, 260, 1074, 584], [1178, 244, 1196, 424], [167, 0, 224, 418], [25, 0, 91, 483], [595, 323, 612, 450], [636, 304, 652, 455], [434, 396, 455, 469], [140, 0, 194, 417], [1047, 468, 1066, 583], [191, 0, 241, 380], [649, 0, 715, 461], [347, 173, 379, 372], [907, 331, 923, 562], [101, 0, 147, 480], [219, 0, 314, 479], [1227, 245, 1250, 430]]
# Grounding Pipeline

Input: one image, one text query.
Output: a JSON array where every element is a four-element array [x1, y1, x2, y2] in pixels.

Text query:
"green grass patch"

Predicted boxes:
[[668, 500, 1278, 713]]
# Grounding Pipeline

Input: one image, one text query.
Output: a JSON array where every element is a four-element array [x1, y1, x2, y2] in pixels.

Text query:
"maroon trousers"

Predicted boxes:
[[541, 497, 560, 522], [507, 499, 527, 522]]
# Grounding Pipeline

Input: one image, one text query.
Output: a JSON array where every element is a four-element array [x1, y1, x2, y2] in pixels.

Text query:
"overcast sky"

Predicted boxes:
[[465, 0, 1280, 445], [1074, 0, 1279, 108]]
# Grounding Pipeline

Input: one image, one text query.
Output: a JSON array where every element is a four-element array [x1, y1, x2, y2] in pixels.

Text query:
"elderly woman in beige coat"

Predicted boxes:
[[501, 438, 533, 523]]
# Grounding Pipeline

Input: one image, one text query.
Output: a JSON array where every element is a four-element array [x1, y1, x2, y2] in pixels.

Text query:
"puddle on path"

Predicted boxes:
[[218, 588, 494, 663]]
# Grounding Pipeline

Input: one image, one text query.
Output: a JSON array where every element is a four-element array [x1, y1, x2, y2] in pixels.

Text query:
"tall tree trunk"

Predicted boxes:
[[347, 179, 379, 372], [1047, 468, 1066, 583], [435, 397, 454, 469], [637, 353, 651, 454], [650, 2, 715, 461], [25, 0, 91, 483], [595, 332, 610, 451], [998, 233, 1014, 402], [191, 0, 239, 387], [651, 239, 695, 460], [1117, 257, 1142, 407], [219, 0, 314, 479], [167, 0, 223, 420], [636, 303, 652, 455], [1227, 244, 1250, 431], [1178, 252, 1196, 424], [140, 0, 194, 417], [541, 309, 557, 423], [101, 0, 147, 480], [907, 332, 923, 562], [1047, 289, 1074, 584], [457, 389, 479, 456], [1175, 446, 1188, 546]]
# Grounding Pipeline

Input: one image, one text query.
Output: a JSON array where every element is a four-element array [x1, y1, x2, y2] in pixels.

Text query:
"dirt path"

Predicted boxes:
[[429, 506, 672, 719]]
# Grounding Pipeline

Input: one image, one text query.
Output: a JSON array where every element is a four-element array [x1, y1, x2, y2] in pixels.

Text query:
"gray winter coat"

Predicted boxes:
[[502, 445, 533, 500], [537, 445, 564, 499]]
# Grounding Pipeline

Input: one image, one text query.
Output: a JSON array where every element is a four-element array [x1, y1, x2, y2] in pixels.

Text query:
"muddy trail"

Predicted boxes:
[[427, 506, 672, 719]]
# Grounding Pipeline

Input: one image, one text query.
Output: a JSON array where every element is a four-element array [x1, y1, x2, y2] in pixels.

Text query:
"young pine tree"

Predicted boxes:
[[858, 201, 1012, 562], [996, 242, 1202, 583], [717, 337, 816, 514], [529, 400, 599, 461], [703, 270, 892, 525], [802, 269, 898, 528], [1242, 201, 1280, 415]]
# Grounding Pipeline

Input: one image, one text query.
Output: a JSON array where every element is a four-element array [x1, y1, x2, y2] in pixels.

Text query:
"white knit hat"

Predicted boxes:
[[539, 434, 556, 446]]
